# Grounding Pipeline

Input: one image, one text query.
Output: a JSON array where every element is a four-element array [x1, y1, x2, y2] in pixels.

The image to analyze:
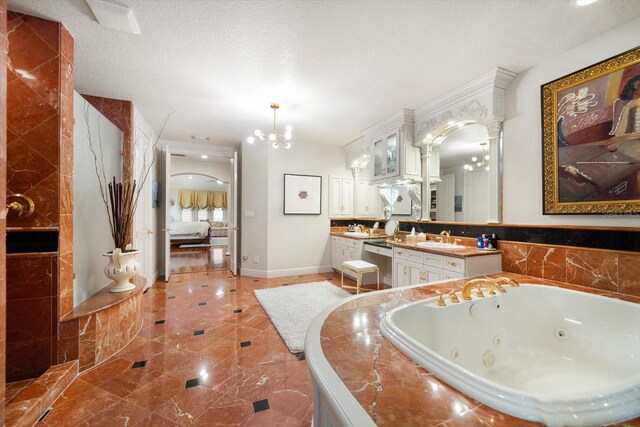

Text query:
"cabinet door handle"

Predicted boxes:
[[403, 265, 407, 274], [449, 261, 458, 267]]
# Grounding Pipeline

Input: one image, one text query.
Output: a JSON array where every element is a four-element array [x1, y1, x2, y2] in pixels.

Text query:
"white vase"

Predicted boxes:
[[104, 249, 140, 293]]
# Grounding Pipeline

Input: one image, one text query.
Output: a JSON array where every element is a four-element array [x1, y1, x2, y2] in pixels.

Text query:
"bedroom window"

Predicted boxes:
[[181, 209, 192, 222], [197, 209, 208, 221], [212, 208, 224, 222]]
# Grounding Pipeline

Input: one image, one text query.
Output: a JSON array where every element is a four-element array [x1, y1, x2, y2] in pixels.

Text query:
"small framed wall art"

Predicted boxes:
[[283, 174, 322, 215]]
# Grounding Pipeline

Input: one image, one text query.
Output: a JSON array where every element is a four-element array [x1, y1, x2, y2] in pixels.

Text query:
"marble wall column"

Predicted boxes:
[[6, 11, 74, 381], [0, 0, 7, 419]]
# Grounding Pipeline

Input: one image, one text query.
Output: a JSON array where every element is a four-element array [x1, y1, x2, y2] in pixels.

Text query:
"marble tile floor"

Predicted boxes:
[[36, 270, 384, 426], [170, 246, 229, 274]]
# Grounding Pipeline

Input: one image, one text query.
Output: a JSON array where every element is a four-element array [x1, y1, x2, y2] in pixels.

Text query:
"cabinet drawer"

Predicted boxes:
[[423, 252, 443, 268], [348, 239, 361, 248], [407, 249, 423, 264], [393, 247, 407, 259], [332, 236, 339, 243], [443, 271, 464, 280], [443, 256, 465, 274]]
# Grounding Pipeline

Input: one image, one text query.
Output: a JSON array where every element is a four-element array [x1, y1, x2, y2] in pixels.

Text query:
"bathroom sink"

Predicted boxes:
[[380, 284, 640, 426], [416, 241, 466, 251], [343, 232, 370, 237]]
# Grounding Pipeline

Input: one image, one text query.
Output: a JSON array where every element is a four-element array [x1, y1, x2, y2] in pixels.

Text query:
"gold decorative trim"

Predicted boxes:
[[541, 46, 640, 215]]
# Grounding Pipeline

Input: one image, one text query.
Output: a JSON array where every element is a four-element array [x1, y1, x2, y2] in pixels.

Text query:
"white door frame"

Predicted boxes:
[[161, 145, 237, 277]]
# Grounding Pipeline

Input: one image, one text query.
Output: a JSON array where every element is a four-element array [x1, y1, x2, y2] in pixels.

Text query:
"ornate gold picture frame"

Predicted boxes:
[[541, 46, 640, 215]]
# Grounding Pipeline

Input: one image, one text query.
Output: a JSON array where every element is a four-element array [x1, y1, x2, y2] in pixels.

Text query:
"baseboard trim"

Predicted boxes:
[[240, 265, 333, 279]]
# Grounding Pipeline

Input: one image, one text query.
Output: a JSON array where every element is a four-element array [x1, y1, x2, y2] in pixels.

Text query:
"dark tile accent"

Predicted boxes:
[[155, 320, 165, 325], [253, 279, 259, 282], [330, 219, 640, 252], [234, 309, 242, 313], [185, 378, 200, 389], [7, 230, 58, 253], [168, 296, 176, 300], [201, 284, 208, 287], [194, 330, 204, 336], [198, 302, 207, 306], [240, 341, 251, 348], [132, 360, 147, 369], [38, 408, 52, 422], [230, 289, 237, 292], [295, 353, 306, 361], [282, 283, 289, 286], [252, 399, 270, 413]]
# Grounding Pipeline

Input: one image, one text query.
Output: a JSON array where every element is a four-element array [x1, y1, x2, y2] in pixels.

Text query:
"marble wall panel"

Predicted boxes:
[[499, 241, 638, 296]]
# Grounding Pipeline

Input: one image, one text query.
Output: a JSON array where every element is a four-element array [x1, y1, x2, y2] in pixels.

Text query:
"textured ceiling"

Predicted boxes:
[[8, 0, 640, 148]]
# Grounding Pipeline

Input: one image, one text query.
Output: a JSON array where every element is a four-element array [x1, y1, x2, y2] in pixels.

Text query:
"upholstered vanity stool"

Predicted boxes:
[[341, 260, 380, 294]]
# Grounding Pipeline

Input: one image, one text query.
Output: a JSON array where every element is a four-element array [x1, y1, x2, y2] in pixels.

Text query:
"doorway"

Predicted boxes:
[[162, 148, 237, 277]]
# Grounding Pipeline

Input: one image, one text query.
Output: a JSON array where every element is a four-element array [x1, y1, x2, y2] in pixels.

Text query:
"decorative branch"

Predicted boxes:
[[84, 101, 172, 251]]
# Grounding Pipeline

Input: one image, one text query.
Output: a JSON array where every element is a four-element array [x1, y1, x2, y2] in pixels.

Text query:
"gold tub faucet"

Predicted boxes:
[[495, 277, 520, 288], [460, 278, 506, 301]]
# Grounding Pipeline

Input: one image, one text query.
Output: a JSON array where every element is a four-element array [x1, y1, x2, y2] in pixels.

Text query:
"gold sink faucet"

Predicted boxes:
[[440, 230, 452, 244], [356, 224, 366, 233]]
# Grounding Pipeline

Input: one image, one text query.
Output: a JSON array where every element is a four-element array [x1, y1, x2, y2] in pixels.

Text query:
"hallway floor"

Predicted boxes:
[[169, 244, 229, 274], [37, 270, 377, 426]]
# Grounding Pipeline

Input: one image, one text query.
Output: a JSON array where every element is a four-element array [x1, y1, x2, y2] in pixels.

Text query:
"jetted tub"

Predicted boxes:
[[379, 284, 640, 426]]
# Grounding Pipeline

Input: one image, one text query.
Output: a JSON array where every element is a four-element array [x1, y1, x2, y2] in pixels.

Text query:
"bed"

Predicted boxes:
[[170, 221, 212, 245], [209, 221, 228, 237]]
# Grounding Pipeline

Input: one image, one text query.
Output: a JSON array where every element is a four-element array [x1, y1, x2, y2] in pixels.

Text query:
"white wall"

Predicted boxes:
[[240, 140, 270, 275], [73, 92, 123, 305], [503, 17, 640, 227], [241, 140, 351, 277], [133, 106, 159, 287]]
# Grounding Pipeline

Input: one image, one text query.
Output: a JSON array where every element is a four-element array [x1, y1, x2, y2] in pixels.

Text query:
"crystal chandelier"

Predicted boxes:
[[464, 141, 490, 171], [246, 103, 292, 149]]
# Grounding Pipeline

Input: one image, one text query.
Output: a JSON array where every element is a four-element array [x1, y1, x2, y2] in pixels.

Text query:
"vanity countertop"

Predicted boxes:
[[390, 240, 503, 258], [307, 273, 640, 426], [330, 231, 387, 240]]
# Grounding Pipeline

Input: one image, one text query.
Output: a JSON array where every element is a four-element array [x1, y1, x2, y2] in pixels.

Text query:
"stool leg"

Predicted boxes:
[[356, 272, 361, 295], [377, 268, 380, 290], [341, 267, 344, 290]]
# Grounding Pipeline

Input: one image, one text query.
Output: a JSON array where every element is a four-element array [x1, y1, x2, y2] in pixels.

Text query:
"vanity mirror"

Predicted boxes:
[[429, 123, 501, 222]]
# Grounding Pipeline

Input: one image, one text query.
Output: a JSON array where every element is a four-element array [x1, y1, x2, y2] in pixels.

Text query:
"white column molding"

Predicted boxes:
[[420, 144, 433, 221], [486, 121, 503, 223]]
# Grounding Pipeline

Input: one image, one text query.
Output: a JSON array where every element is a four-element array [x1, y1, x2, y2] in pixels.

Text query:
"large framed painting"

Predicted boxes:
[[541, 46, 640, 215], [283, 174, 322, 215]]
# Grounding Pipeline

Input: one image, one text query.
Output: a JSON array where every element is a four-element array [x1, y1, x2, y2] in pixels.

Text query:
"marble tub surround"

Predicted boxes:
[[5, 360, 77, 427], [59, 276, 145, 372], [313, 273, 640, 426], [0, 1, 7, 419], [500, 241, 640, 297]]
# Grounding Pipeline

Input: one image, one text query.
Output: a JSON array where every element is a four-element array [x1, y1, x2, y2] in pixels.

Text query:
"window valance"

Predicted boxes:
[[178, 190, 227, 209]]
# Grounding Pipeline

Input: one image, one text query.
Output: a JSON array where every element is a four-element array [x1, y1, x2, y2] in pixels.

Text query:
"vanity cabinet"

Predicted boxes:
[[355, 179, 380, 218], [371, 129, 421, 184], [365, 109, 422, 185], [331, 236, 363, 276], [392, 247, 501, 288], [329, 176, 353, 217]]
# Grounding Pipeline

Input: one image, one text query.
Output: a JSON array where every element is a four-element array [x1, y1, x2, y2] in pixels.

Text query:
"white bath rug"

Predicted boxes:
[[254, 281, 350, 353]]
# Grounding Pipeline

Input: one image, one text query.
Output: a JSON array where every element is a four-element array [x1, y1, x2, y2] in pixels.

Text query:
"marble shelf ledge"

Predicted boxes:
[[59, 276, 145, 372], [60, 275, 145, 322]]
